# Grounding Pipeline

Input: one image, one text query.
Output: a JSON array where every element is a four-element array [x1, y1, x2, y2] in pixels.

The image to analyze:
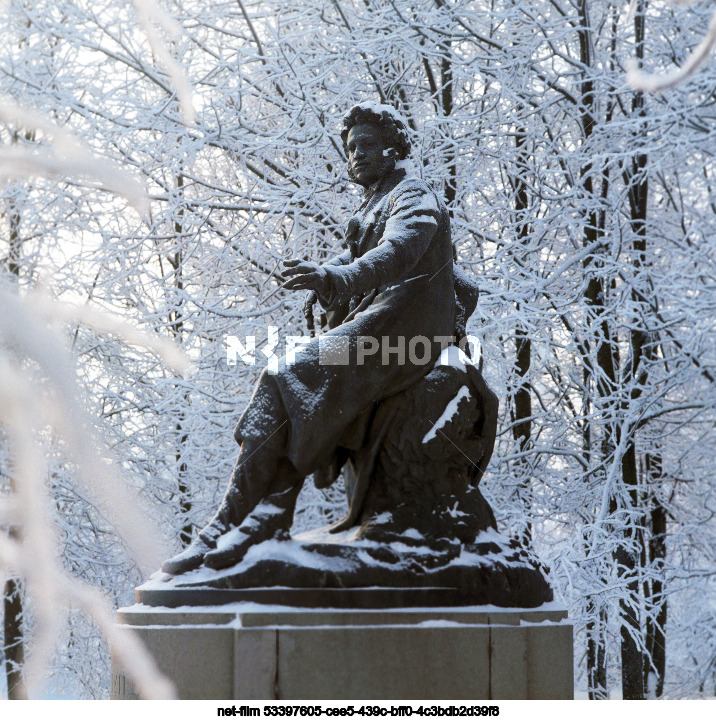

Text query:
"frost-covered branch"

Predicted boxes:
[[0, 288, 184, 698], [132, 0, 195, 125], [0, 98, 148, 213], [627, 1, 716, 92]]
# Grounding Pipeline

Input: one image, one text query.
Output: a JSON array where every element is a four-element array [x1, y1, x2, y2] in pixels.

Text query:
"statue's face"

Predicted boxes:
[[346, 123, 394, 186]]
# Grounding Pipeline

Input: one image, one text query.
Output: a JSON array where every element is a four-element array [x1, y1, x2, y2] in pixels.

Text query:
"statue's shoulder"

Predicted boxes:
[[387, 174, 443, 212]]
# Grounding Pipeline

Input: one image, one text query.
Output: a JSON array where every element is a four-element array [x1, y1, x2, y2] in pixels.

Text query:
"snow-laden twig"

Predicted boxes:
[[627, 3, 716, 92], [27, 288, 191, 376], [0, 98, 148, 213], [132, 0, 195, 125], [0, 287, 188, 569], [0, 288, 185, 698]]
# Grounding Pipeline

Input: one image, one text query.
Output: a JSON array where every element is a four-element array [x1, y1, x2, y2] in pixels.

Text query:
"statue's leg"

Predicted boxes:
[[162, 375, 297, 575], [161, 437, 295, 574], [197, 441, 284, 547], [203, 457, 303, 569]]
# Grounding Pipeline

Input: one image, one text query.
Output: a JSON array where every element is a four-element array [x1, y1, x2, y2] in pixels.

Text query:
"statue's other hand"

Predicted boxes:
[[283, 259, 330, 294]]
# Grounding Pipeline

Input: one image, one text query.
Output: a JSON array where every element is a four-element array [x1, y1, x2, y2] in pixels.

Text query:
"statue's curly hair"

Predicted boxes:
[[341, 104, 411, 160]]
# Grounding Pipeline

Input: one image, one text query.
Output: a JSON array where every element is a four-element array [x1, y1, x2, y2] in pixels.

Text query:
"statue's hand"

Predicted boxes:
[[283, 259, 330, 294]]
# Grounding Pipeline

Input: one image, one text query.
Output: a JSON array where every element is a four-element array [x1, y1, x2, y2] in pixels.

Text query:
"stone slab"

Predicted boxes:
[[490, 623, 574, 700], [233, 629, 277, 699], [116, 609, 236, 626], [272, 625, 490, 700], [112, 624, 235, 700], [112, 603, 573, 700]]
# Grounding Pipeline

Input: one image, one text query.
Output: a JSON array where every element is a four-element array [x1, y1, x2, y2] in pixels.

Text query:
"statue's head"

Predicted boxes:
[[341, 103, 411, 186]]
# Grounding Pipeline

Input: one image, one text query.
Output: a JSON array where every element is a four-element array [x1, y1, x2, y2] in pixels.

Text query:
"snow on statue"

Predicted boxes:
[[160, 103, 552, 606]]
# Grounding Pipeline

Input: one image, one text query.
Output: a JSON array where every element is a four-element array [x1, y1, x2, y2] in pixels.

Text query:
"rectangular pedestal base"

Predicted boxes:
[[111, 604, 573, 700]]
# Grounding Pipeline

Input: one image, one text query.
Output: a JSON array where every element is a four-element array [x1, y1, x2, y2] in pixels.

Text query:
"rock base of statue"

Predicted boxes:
[[147, 526, 553, 608], [111, 596, 573, 699]]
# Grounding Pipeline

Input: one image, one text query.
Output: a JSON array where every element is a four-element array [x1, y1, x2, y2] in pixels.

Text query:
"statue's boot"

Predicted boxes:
[[204, 460, 302, 570], [161, 536, 214, 575]]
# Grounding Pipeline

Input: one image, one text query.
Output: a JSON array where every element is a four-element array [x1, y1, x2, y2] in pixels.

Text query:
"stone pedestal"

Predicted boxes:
[[111, 590, 573, 700]]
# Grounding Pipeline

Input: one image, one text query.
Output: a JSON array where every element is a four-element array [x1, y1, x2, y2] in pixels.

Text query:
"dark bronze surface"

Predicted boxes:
[[160, 104, 554, 608]]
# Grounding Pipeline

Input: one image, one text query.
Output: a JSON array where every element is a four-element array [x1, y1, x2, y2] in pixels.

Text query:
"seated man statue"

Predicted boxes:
[[163, 103, 484, 575]]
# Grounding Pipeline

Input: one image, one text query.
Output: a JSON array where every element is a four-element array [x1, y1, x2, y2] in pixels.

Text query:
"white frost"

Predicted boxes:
[[627, 4, 716, 93], [435, 344, 478, 372], [423, 385, 471, 443], [394, 159, 416, 173], [352, 101, 408, 128]]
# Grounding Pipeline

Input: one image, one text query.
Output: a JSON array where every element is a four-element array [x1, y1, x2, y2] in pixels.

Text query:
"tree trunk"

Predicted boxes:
[[3, 576, 27, 700], [618, 442, 645, 699], [644, 453, 667, 697], [511, 127, 533, 548], [617, 1, 649, 699], [577, 0, 619, 696], [584, 372, 608, 699], [170, 172, 193, 546], [3, 163, 28, 699], [587, 599, 608, 699]]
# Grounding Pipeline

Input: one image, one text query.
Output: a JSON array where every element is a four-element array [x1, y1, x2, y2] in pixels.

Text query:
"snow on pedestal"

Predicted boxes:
[[112, 599, 573, 700]]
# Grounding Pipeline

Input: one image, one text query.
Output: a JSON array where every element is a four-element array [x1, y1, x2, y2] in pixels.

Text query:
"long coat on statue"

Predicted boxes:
[[234, 167, 457, 509]]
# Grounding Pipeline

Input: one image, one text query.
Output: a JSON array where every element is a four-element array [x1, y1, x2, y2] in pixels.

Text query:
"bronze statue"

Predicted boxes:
[[161, 103, 552, 607]]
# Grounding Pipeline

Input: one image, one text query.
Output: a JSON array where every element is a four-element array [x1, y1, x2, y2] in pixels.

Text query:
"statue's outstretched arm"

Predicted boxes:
[[318, 184, 440, 302]]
